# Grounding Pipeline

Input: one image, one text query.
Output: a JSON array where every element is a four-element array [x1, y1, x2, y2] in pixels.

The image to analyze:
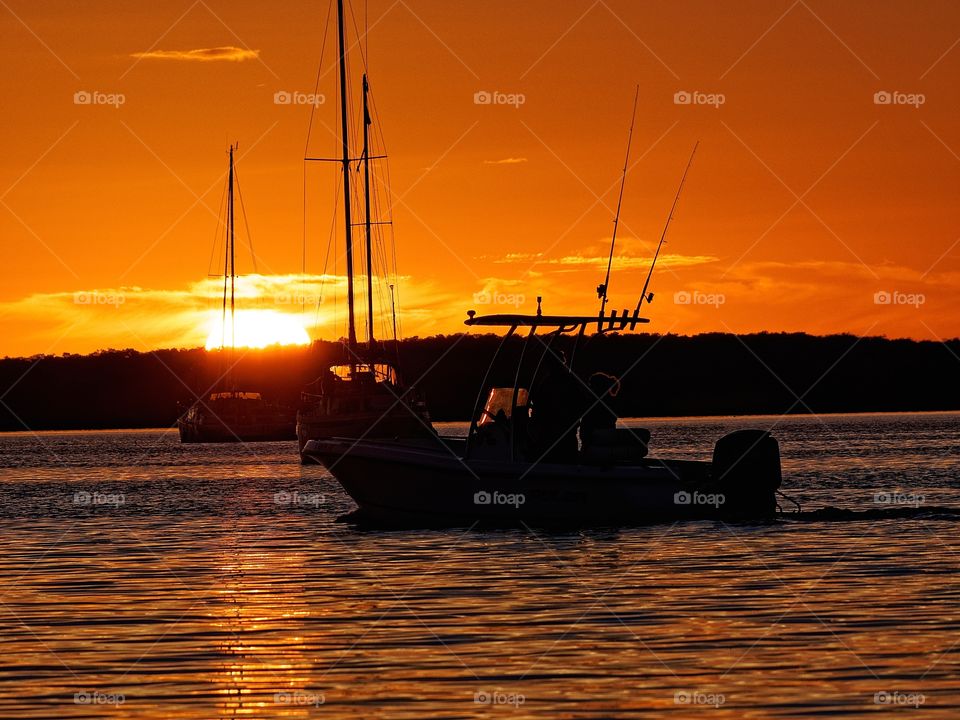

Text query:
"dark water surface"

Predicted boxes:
[[0, 412, 958, 718]]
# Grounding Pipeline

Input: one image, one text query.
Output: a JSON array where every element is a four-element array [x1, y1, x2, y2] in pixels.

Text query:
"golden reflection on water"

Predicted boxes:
[[0, 416, 957, 717], [2, 515, 960, 718]]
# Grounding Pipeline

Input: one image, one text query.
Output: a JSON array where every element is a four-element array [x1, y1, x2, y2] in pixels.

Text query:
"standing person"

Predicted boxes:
[[529, 350, 582, 463]]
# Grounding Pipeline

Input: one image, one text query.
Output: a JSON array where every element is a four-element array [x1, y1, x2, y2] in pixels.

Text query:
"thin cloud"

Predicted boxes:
[[131, 46, 260, 62], [493, 251, 719, 270], [483, 157, 528, 165]]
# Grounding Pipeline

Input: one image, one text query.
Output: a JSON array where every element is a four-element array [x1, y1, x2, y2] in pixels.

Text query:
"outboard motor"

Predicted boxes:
[[711, 429, 782, 518]]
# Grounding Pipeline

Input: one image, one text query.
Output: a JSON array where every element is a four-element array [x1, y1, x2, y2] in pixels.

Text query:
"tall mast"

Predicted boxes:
[[362, 73, 375, 349], [336, 0, 357, 348], [221, 154, 229, 352], [228, 144, 237, 393], [389, 283, 398, 343]]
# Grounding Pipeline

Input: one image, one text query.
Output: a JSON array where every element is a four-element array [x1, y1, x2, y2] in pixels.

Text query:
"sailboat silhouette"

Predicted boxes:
[[295, 0, 435, 461], [177, 146, 296, 443]]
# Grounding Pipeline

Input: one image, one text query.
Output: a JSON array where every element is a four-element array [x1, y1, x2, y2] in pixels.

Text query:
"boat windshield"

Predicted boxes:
[[329, 364, 399, 384], [478, 387, 529, 426]]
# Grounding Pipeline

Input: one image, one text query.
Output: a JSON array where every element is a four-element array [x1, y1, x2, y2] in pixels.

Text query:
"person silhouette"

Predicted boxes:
[[580, 372, 621, 447], [529, 350, 582, 463]]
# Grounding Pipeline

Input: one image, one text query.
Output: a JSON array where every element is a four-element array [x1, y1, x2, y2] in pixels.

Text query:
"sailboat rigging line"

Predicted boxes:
[[635, 141, 699, 314], [598, 85, 639, 317], [302, 162, 308, 308], [304, 0, 334, 157], [317, 169, 342, 330], [303, 0, 333, 316], [346, 0, 369, 72], [208, 174, 228, 279], [232, 166, 258, 275], [379, 123, 402, 342], [366, 129, 398, 342]]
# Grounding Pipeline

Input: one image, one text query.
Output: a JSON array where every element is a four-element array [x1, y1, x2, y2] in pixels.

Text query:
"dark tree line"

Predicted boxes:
[[1, 332, 958, 431]]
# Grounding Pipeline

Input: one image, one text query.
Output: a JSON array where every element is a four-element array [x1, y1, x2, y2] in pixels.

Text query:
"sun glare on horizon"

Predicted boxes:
[[204, 310, 311, 350]]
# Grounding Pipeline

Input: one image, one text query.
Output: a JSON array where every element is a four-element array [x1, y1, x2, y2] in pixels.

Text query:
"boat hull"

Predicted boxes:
[[304, 436, 779, 526], [177, 398, 296, 443]]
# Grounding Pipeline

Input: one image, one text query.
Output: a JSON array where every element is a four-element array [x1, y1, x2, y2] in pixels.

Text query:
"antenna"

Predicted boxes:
[[598, 86, 639, 317], [635, 141, 699, 314]]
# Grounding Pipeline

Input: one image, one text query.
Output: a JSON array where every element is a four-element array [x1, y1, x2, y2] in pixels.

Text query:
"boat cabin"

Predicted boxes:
[[464, 307, 651, 465]]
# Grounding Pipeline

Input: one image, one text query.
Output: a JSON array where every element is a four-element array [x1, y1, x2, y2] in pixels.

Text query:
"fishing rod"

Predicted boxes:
[[597, 86, 639, 317], [635, 140, 699, 314]]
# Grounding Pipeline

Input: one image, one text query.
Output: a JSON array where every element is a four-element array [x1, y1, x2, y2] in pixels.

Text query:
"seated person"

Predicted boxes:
[[580, 372, 621, 446]]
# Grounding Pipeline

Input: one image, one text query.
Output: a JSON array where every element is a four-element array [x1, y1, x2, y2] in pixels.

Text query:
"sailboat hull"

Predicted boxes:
[[177, 398, 296, 443]]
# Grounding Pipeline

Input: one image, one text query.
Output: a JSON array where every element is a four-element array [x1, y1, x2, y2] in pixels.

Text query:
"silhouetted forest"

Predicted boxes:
[[1, 332, 958, 431]]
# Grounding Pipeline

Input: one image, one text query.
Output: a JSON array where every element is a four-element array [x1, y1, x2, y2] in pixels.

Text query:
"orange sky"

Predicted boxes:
[[1, 0, 958, 356]]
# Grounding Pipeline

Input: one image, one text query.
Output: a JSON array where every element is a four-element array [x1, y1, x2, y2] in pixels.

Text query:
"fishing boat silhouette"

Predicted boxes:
[[304, 90, 783, 525]]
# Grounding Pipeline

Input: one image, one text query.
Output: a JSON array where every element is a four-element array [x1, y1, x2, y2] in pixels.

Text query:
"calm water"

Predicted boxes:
[[0, 413, 958, 718]]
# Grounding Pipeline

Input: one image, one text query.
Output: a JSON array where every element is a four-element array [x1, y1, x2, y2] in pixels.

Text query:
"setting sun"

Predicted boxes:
[[204, 309, 311, 350]]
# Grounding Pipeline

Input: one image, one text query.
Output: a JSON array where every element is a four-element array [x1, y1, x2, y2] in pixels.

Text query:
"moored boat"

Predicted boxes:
[[178, 392, 295, 443], [177, 146, 296, 443], [295, 0, 435, 461], [296, 358, 435, 458]]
